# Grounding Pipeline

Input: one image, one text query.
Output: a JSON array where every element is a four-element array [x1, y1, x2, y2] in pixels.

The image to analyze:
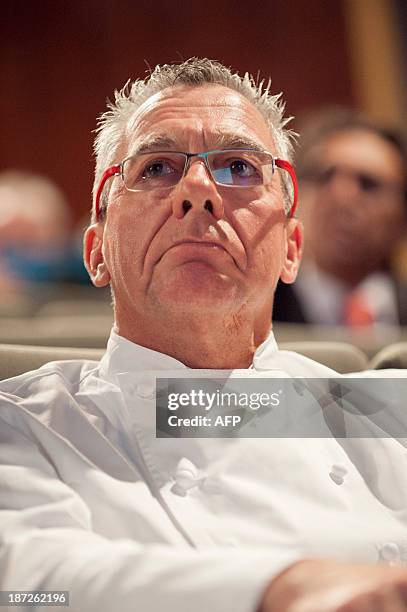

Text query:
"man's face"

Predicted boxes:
[[86, 84, 300, 323], [300, 129, 406, 277]]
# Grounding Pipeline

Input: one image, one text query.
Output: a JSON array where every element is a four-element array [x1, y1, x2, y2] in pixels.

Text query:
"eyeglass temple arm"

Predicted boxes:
[[275, 159, 298, 218], [95, 165, 121, 221]]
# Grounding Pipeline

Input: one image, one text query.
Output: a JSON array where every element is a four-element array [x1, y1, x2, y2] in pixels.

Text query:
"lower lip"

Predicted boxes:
[[156, 242, 243, 274], [168, 243, 228, 255]]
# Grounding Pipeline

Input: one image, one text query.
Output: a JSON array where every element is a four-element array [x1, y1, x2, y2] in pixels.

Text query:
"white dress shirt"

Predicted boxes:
[[1, 329, 407, 612], [295, 261, 399, 325]]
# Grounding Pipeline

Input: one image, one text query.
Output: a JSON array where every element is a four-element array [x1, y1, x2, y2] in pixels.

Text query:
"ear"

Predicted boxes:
[[83, 223, 111, 287], [280, 218, 303, 284]]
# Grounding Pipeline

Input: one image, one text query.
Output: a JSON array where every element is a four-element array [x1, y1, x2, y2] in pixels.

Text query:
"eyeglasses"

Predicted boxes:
[[301, 165, 404, 199], [95, 149, 298, 221]]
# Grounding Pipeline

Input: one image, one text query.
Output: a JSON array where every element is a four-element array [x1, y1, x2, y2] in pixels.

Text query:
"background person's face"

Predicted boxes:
[[96, 84, 298, 322], [300, 129, 406, 281]]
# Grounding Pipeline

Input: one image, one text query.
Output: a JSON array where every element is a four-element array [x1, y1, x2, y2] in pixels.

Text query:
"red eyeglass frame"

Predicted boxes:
[[94, 157, 298, 222]]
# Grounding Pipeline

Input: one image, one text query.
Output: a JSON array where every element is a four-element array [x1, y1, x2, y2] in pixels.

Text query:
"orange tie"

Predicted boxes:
[[344, 292, 374, 327]]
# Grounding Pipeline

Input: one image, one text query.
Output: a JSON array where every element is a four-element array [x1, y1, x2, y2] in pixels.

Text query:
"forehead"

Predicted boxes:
[[124, 84, 276, 153], [317, 129, 404, 181]]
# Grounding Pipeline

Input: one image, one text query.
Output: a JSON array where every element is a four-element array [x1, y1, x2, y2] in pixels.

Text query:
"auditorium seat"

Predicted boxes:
[[0, 315, 112, 348], [36, 299, 113, 317], [0, 342, 368, 381], [273, 323, 407, 359], [0, 344, 103, 380], [368, 343, 407, 370], [279, 342, 368, 373]]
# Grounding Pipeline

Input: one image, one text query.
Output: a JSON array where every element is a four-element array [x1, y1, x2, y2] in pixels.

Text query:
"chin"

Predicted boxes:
[[153, 265, 241, 310]]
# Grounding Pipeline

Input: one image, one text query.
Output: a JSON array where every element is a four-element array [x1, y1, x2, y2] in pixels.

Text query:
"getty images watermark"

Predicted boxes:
[[167, 386, 281, 428], [155, 377, 407, 438]]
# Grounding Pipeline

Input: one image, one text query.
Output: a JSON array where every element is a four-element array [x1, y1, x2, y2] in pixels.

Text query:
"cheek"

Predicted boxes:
[[104, 214, 141, 275], [103, 193, 170, 276], [367, 212, 404, 251], [231, 199, 286, 275]]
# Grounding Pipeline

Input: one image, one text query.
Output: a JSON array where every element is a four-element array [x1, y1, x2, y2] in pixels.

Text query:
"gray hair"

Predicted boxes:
[[93, 57, 296, 220]]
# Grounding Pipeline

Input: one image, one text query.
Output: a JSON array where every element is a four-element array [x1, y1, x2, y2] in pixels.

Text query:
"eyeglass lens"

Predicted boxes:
[[122, 151, 275, 191]]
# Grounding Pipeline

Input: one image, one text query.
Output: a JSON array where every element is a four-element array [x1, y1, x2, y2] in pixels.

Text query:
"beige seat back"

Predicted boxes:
[[0, 316, 112, 348], [280, 341, 368, 373], [368, 343, 407, 370], [0, 341, 368, 381], [0, 344, 104, 381]]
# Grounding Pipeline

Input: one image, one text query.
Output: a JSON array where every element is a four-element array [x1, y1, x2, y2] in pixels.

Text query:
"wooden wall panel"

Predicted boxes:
[[1, 0, 353, 220], [344, 0, 407, 126]]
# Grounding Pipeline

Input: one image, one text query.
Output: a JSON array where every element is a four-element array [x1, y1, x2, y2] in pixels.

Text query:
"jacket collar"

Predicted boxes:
[[98, 327, 279, 382]]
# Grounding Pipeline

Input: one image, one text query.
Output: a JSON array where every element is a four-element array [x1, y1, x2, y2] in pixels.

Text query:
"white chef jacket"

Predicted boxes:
[[1, 329, 407, 612]]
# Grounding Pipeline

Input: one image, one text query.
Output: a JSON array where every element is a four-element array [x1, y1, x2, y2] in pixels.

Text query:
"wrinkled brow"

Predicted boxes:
[[129, 131, 267, 156], [214, 132, 265, 152], [129, 135, 178, 156]]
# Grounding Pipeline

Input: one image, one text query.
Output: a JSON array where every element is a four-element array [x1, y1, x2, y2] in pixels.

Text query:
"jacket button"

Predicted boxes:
[[171, 458, 204, 496], [136, 381, 155, 399], [380, 542, 400, 562], [329, 463, 348, 485]]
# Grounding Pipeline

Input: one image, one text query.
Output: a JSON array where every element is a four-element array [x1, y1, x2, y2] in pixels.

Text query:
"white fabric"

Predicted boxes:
[[1, 329, 407, 612]]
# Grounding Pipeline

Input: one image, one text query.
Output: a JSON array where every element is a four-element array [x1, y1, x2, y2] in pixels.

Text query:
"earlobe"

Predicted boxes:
[[83, 224, 111, 288], [280, 218, 303, 284]]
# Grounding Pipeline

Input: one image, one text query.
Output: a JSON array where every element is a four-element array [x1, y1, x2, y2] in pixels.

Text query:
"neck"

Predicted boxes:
[[315, 259, 376, 287], [304, 249, 379, 288], [114, 303, 272, 369]]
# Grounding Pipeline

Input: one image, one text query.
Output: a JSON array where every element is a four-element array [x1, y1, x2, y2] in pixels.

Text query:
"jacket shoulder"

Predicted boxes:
[[0, 359, 99, 398]]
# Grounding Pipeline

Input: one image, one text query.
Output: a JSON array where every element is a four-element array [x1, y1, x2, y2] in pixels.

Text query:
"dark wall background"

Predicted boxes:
[[1, 1, 353, 220]]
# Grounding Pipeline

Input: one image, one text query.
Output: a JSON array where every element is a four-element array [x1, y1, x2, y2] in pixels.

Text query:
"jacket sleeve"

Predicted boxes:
[[0, 414, 298, 612]]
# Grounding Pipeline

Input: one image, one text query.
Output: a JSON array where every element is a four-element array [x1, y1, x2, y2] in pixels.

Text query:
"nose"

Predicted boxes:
[[171, 158, 224, 220]]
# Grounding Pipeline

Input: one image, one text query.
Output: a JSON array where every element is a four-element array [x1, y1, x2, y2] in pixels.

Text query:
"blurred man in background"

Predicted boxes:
[[273, 109, 407, 327], [0, 170, 71, 306]]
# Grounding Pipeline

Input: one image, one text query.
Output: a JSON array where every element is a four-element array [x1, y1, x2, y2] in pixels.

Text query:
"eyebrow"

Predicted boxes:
[[131, 135, 179, 156], [214, 131, 266, 151], [129, 131, 267, 156]]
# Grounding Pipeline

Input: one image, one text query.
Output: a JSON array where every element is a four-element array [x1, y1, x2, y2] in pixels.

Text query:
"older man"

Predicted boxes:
[[2, 59, 407, 612]]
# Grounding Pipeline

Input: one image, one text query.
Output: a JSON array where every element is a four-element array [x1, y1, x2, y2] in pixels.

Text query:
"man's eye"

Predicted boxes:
[[229, 159, 257, 177], [318, 167, 335, 184], [359, 174, 380, 192], [142, 160, 175, 179]]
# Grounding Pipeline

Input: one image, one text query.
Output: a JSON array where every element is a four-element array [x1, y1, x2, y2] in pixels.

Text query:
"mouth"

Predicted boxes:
[[160, 239, 240, 268], [172, 239, 227, 251]]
